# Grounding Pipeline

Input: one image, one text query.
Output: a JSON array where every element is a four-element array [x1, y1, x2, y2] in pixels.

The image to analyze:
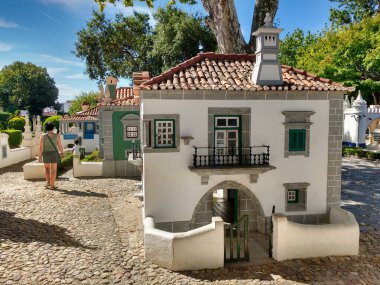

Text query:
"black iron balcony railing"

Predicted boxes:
[[192, 146, 270, 168]]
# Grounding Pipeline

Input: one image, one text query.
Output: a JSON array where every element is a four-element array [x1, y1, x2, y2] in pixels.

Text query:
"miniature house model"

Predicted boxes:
[[132, 14, 359, 270]]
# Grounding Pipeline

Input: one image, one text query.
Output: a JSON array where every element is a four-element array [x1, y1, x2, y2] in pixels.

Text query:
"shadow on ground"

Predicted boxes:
[[0, 159, 34, 175], [0, 210, 95, 249], [55, 188, 108, 198]]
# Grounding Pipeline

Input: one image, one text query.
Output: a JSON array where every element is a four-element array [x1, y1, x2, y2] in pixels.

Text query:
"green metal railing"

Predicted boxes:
[[224, 215, 249, 263]]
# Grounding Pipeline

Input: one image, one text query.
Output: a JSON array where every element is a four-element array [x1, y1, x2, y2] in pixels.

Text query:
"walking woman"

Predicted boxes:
[[38, 122, 64, 190]]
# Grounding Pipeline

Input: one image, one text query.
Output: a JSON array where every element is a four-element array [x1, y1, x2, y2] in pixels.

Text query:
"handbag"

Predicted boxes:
[[45, 133, 62, 165]]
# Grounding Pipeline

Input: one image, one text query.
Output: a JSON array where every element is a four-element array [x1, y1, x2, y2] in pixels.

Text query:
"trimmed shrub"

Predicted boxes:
[[43, 115, 61, 133], [81, 150, 101, 162], [0, 112, 11, 124], [58, 151, 73, 172], [7, 116, 26, 132], [1, 129, 22, 148], [342, 146, 380, 160]]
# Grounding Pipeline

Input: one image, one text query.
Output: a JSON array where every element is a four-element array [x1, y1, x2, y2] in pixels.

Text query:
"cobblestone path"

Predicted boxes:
[[0, 158, 379, 284]]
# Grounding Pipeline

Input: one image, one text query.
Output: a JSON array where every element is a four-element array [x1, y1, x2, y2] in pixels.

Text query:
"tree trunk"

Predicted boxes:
[[201, 0, 247, 53], [201, 0, 279, 54], [248, 0, 279, 52]]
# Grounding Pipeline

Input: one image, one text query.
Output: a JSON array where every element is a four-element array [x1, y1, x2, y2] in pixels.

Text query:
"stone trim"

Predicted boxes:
[[326, 98, 344, 210], [142, 114, 180, 153], [283, 111, 315, 158], [283, 182, 310, 212], [141, 90, 346, 101], [190, 180, 266, 233]]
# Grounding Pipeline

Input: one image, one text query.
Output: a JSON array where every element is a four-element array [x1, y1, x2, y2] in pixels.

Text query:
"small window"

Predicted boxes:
[[287, 190, 298, 203], [2, 145, 7, 158], [215, 116, 239, 128], [126, 126, 138, 139], [155, 120, 175, 148], [289, 129, 306, 151]]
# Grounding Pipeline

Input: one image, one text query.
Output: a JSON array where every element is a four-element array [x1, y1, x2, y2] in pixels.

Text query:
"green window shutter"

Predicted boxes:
[[289, 129, 306, 151]]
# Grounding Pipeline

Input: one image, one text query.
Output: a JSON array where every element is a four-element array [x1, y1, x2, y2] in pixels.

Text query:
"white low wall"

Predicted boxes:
[[23, 161, 45, 179], [73, 157, 102, 177], [144, 217, 224, 271], [0, 133, 31, 169], [272, 207, 359, 261]]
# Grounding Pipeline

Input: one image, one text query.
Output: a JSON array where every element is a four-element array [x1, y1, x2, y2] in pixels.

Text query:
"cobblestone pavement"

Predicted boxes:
[[0, 158, 379, 285], [341, 157, 380, 232]]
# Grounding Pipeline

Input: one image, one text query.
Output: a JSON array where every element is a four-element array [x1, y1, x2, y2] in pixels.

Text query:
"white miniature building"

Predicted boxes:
[[343, 92, 380, 148], [135, 14, 359, 270]]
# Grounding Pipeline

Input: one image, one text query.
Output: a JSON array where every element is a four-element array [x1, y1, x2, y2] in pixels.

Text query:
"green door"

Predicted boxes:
[[227, 189, 239, 223]]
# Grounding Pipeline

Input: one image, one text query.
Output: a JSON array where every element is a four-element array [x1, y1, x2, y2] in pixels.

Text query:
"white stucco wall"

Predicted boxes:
[[142, 99, 330, 223], [61, 134, 99, 153], [272, 207, 359, 261], [144, 217, 224, 271], [0, 133, 31, 169], [73, 157, 102, 177]]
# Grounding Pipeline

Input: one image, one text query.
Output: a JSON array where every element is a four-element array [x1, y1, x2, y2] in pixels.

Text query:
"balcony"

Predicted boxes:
[[189, 146, 275, 185]]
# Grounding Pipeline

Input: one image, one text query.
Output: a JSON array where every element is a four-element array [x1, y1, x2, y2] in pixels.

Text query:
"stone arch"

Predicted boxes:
[[190, 180, 266, 233]]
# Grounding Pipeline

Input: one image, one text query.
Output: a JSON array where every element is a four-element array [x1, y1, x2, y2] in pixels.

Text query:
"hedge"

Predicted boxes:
[[43, 115, 61, 133], [1, 129, 22, 148], [81, 150, 101, 162], [7, 116, 25, 132], [0, 112, 11, 124], [58, 151, 73, 172], [342, 147, 380, 160]]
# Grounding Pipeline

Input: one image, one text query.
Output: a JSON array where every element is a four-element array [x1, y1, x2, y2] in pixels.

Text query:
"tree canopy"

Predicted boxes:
[[329, 0, 380, 26], [74, 7, 217, 81], [68, 91, 99, 115], [296, 15, 380, 104], [93, 0, 279, 54], [0, 62, 59, 116]]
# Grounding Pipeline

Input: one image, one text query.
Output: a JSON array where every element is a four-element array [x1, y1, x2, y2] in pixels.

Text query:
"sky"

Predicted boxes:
[[0, 0, 337, 103]]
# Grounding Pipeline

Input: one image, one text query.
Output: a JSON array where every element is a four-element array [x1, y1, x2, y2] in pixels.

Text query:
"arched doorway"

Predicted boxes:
[[190, 181, 269, 262]]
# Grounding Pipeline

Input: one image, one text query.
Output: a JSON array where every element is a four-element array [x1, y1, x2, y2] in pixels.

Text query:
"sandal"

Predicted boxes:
[[45, 183, 50, 189], [50, 186, 58, 190]]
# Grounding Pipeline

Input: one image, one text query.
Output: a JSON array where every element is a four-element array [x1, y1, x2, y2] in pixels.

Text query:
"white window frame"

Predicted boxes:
[[155, 119, 175, 148], [215, 116, 240, 128], [125, 126, 138, 139]]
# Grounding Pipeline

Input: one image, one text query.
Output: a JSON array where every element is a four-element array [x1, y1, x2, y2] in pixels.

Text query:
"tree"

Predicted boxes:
[[75, 11, 158, 81], [151, 7, 217, 72], [74, 7, 217, 81], [279, 28, 318, 67], [297, 15, 380, 104], [329, 0, 380, 26], [68, 91, 99, 115], [93, 0, 279, 53], [0, 62, 59, 116]]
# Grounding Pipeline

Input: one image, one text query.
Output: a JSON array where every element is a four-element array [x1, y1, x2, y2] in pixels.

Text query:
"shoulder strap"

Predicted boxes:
[[45, 133, 60, 155]]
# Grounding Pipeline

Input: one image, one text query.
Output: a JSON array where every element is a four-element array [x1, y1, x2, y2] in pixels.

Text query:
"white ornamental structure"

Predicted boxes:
[[343, 91, 380, 147]]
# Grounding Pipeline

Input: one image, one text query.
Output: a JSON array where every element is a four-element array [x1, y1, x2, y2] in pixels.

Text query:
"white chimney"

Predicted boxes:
[[252, 13, 284, 86]]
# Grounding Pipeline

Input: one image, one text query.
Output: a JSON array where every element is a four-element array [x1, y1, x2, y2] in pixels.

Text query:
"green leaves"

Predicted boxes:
[[329, 0, 379, 26], [0, 62, 58, 116], [74, 7, 216, 81], [68, 91, 99, 115]]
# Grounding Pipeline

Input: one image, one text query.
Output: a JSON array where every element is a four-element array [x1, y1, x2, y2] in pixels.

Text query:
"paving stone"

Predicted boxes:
[[0, 159, 379, 284]]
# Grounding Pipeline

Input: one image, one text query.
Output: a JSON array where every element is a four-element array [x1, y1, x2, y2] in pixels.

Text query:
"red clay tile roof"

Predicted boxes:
[[116, 87, 134, 100], [141, 52, 353, 92], [62, 87, 138, 122], [61, 115, 98, 122]]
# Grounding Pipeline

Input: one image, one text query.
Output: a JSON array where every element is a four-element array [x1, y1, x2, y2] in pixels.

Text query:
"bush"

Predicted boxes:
[[1, 129, 22, 148], [7, 116, 26, 132], [43, 115, 61, 133], [0, 112, 11, 125], [58, 151, 73, 172], [81, 150, 101, 162], [342, 146, 380, 160]]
